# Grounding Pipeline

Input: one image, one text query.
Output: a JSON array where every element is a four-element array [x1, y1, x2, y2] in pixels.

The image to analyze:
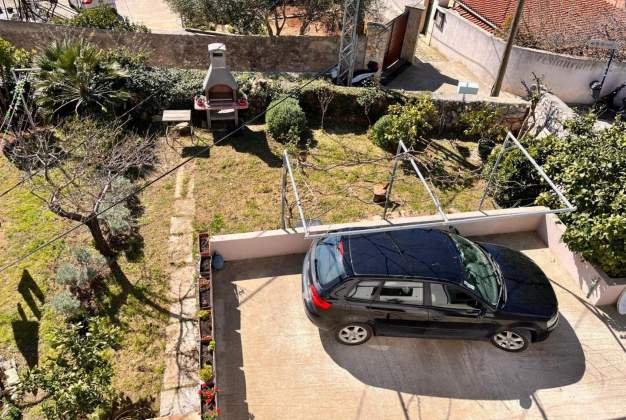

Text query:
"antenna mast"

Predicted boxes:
[[336, 0, 361, 86]]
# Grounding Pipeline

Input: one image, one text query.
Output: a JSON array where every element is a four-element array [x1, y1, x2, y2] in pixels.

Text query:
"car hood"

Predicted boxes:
[[480, 243, 557, 319]]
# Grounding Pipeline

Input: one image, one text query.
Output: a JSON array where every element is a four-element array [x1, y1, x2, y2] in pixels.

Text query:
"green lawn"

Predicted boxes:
[[193, 125, 495, 235], [0, 140, 175, 417]]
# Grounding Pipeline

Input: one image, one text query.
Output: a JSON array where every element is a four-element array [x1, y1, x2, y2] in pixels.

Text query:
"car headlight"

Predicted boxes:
[[547, 312, 559, 329]]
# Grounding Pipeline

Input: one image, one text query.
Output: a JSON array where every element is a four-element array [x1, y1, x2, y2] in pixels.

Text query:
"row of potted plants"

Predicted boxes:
[[198, 233, 218, 418]]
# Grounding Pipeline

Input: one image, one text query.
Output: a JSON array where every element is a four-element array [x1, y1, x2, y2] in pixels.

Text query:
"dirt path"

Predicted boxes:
[[159, 162, 201, 417]]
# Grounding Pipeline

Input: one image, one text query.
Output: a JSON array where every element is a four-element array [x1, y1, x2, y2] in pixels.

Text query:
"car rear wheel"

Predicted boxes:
[[491, 329, 531, 352], [335, 323, 372, 345]]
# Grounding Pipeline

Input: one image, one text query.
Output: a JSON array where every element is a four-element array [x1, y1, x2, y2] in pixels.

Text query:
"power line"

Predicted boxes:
[[0, 64, 335, 274]]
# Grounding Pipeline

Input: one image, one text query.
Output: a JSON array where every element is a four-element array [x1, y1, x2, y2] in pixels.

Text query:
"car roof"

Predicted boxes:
[[342, 228, 464, 283]]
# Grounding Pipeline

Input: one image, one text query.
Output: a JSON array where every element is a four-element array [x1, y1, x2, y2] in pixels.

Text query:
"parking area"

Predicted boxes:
[[213, 232, 626, 420]]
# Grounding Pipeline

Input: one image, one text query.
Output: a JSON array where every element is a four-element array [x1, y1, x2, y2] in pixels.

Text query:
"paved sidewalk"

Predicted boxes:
[[159, 162, 201, 417]]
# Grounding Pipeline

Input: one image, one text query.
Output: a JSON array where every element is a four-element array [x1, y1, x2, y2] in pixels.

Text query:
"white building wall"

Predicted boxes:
[[430, 7, 626, 105]]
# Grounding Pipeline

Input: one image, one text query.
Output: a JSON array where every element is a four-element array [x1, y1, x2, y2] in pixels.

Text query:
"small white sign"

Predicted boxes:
[[457, 81, 480, 95], [587, 39, 619, 50]]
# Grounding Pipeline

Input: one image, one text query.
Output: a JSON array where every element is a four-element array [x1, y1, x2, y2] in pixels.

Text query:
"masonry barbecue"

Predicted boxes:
[[194, 43, 248, 129]]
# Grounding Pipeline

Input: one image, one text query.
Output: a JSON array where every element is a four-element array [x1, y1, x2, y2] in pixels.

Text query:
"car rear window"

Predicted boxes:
[[315, 237, 346, 288]]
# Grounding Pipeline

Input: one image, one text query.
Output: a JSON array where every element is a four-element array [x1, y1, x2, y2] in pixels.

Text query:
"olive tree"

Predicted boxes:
[[7, 118, 156, 265]]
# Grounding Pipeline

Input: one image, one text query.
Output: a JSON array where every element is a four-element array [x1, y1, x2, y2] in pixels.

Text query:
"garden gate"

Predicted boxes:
[[382, 11, 409, 71]]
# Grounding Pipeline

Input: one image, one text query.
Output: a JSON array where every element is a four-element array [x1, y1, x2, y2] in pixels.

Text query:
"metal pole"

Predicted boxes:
[[383, 143, 402, 219], [507, 132, 575, 209], [280, 159, 287, 230], [284, 151, 309, 236], [479, 135, 511, 211], [398, 141, 449, 223], [491, 0, 525, 97], [596, 48, 615, 102]]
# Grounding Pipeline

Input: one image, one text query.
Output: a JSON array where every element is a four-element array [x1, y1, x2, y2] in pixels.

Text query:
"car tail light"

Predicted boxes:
[[309, 284, 331, 310]]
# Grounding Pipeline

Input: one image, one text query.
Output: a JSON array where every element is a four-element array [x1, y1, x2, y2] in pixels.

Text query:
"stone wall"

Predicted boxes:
[[430, 7, 626, 105], [428, 92, 529, 132], [0, 20, 340, 72]]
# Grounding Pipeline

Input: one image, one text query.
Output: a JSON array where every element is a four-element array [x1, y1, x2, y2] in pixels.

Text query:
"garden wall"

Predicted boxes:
[[430, 7, 626, 105], [0, 20, 340, 72], [296, 81, 529, 130]]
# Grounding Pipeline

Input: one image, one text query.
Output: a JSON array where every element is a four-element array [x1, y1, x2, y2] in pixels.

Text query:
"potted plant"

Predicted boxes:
[[203, 407, 221, 419], [199, 362, 214, 384], [198, 310, 213, 339], [198, 232, 210, 256], [198, 383, 219, 409]]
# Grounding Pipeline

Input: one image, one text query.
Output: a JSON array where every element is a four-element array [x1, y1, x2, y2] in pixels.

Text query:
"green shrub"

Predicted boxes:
[[19, 319, 119, 419], [49, 290, 83, 319], [236, 73, 284, 117], [199, 363, 214, 383], [459, 104, 507, 162], [369, 97, 437, 151], [370, 115, 396, 151], [487, 114, 626, 277], [265, 97, 307, 143], [125, 66, 204, 119], [52, 6, 149, 32]]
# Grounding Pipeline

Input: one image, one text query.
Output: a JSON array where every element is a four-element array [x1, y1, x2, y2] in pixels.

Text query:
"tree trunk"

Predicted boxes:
[[84, 216, 116, 260]]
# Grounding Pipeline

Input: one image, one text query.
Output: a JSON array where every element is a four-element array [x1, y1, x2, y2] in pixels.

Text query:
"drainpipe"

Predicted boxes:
[[491, 0, 526, 97]]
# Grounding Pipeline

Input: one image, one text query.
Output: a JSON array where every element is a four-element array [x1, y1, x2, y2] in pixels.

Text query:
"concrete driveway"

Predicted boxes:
[[213, 232, 626, 420]]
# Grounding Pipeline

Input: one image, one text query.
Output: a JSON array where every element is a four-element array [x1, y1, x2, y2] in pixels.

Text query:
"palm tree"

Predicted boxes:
[[34, 38, 131, 119]]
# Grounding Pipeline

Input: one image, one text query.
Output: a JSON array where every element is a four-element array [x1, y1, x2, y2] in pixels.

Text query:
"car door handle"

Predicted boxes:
[[431, 316, 444, 321], [367, 305, 404, 312]]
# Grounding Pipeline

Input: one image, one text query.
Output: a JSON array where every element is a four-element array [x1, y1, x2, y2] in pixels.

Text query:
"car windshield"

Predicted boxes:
[[315, 236, 346, 288], [449, 234, 501, 306]]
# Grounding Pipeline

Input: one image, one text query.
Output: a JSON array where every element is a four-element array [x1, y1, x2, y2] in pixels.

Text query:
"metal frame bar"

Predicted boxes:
[[283, 151, 309, 236], [281, 132, 575, 239]]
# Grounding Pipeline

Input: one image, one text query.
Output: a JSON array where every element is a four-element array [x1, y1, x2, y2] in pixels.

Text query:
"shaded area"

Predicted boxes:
[[320, 315, 585, 402], [386, 63, 459, 93], [12, 303, 39, 368], [218, 127, 282, 168]]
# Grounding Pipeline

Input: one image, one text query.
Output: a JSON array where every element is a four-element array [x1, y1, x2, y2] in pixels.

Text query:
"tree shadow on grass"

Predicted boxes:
[[106, 393, 156, 419], [218, 126, 283, 168], [103, 260, 188, 325]]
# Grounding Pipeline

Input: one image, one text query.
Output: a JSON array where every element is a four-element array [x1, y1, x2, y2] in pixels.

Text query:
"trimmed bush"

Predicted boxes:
[[265, 97, 307, 143], [236, 73, 284, 117], [48, 290, 82, 319], [369, 97, 437, 151], [370, 115, 396, 151]]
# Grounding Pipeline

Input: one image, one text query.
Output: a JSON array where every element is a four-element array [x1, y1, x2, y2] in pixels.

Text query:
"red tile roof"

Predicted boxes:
[[453, 0, 626, 58]]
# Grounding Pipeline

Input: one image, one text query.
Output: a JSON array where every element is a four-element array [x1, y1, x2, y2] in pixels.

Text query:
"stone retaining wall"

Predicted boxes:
[[0, 20, 340, 72]]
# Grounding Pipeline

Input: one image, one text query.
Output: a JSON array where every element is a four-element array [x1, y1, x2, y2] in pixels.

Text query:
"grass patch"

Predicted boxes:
[[193, 126, 495, 234], [0, 139, 176, 416]]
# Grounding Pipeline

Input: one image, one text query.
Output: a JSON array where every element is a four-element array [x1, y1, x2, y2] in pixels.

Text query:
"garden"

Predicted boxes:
[[0, 30, 624, 419]]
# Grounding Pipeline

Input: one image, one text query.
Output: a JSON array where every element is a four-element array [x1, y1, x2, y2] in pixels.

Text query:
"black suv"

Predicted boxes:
[[302, 228, 559, 352]]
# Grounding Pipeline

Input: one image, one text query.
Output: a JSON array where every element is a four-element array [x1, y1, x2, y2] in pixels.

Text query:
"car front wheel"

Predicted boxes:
[[334, 323, 372, 345], [491, 329, 531, 352]]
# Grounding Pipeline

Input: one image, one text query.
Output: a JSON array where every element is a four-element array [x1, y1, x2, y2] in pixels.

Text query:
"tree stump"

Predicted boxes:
[[373, 183, 388, 204]]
